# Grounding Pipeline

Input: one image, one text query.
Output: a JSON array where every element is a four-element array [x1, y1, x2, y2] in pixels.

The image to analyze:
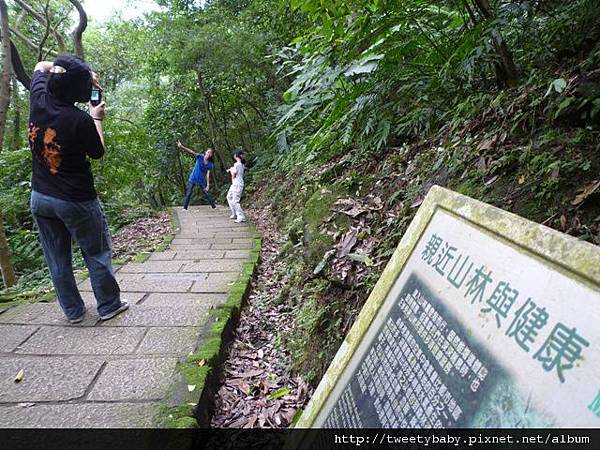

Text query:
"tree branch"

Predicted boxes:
[[0, 0, 12, 148], [0, 0, 18, 287], [38, 1, 52, 62], [67, 0, 87, 59], [13, 0, 66, 53], [10, 76, 21, 150], [9, 27, 57, 58], [241, 96, 267, 123]]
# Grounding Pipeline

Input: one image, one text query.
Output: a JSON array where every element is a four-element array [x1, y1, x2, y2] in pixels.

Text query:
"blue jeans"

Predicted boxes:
[[183, 182, 216, 209], [30, 191, 122, 320]]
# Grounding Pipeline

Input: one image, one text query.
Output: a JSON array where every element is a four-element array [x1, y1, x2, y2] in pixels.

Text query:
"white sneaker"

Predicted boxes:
[[229, 215, 236, 219], [69, 308, 86, 324], [235, 218, 246, 223], [100, 301, 129, 321]]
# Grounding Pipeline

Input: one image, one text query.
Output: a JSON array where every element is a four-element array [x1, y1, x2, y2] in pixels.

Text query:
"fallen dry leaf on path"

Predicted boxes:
[[477, 135, 497, 151], [14, 369, 24, 383], [334, 198, 368, 217]]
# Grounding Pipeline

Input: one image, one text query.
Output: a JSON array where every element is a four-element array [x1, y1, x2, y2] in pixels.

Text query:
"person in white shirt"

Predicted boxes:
[[227, 149, 246, 223]]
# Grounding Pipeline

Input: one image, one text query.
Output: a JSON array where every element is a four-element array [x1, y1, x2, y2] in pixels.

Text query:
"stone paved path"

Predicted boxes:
[[0, 206, 253, 428]]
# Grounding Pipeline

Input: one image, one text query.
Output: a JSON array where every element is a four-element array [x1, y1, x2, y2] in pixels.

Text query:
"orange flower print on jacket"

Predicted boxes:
[[42, 128, 62, 175], [28, 123, 40, 146]]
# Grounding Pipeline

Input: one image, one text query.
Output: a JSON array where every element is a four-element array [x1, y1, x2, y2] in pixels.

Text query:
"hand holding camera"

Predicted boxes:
[[89, 72, 105, 120], [90, 101, 106, 121], [90, 88, 102, 107]]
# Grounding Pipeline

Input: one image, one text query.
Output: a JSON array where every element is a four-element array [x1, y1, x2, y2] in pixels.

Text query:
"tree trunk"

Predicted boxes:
[[0, 0, 16, 288], [10, 77, 20, 151], [493, 39, 519, 88], [471, 0, 519, 88], [67, 0, 87, 59], [175, 149, 186, 192], [217, 96, 234, 150], [238, 106, 256, 149], [0, 3, 12, 149], [196, 70, 229, 177], [157, 187, 166, 208], [0, 212, 15, 288]]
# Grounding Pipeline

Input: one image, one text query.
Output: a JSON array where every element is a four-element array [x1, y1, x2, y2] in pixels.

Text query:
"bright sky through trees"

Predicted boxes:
[[82, 0, 161, 22]]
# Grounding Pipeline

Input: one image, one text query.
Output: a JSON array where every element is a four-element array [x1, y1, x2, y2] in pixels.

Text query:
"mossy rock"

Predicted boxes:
[[286, 216, 304, 245], [301, 186, 347, 267]]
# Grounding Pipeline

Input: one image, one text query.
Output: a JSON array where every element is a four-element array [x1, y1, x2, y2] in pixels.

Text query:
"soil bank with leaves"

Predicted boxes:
[[240, 0, 600, 400]]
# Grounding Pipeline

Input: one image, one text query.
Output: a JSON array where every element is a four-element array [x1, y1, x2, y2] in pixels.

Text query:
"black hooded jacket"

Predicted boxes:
[[28, 56, 104, 202]]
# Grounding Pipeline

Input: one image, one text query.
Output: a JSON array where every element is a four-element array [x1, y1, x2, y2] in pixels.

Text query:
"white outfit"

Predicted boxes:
[[227, 161, 245, 221]]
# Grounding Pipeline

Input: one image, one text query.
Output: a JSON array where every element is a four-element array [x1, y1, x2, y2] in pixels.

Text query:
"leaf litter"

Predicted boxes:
[[111, 211, 172, 259], [211, 205, 312, 430]]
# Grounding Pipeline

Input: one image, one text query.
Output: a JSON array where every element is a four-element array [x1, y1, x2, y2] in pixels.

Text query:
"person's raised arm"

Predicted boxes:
[[34, 61, 54, 73], [177, 140, 198, 157], [90, 102, 105, 147], [88, 72, 105, 148], [228, 165, 237, 179], [30, 62, 54, 101]]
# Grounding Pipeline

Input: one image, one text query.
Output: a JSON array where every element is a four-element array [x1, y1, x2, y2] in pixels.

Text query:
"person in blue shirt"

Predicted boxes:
[[177, 140, 216, 209]]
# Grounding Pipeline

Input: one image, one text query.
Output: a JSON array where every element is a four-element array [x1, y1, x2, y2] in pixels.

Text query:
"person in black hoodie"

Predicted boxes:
[[29, 55, 128, 323]]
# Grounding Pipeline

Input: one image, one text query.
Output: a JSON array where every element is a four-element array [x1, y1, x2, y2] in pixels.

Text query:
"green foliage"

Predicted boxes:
[[285, 279, 346, 384], [140, 0, 307, 194], [2, 0, 599, 388], [268, 0, 600, 170], [246, 0, 600, 385], [272, 0, 481, 160]]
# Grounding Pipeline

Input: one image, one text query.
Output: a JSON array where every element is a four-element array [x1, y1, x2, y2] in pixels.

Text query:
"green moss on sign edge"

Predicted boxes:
[[293, 185, 600, 430]]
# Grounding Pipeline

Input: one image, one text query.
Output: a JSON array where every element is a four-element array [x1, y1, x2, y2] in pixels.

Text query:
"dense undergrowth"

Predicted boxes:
[[245, 0, 600, 384]]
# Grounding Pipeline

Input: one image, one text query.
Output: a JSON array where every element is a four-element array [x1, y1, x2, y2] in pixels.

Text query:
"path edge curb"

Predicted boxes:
[[159, 224, 262, 428]]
